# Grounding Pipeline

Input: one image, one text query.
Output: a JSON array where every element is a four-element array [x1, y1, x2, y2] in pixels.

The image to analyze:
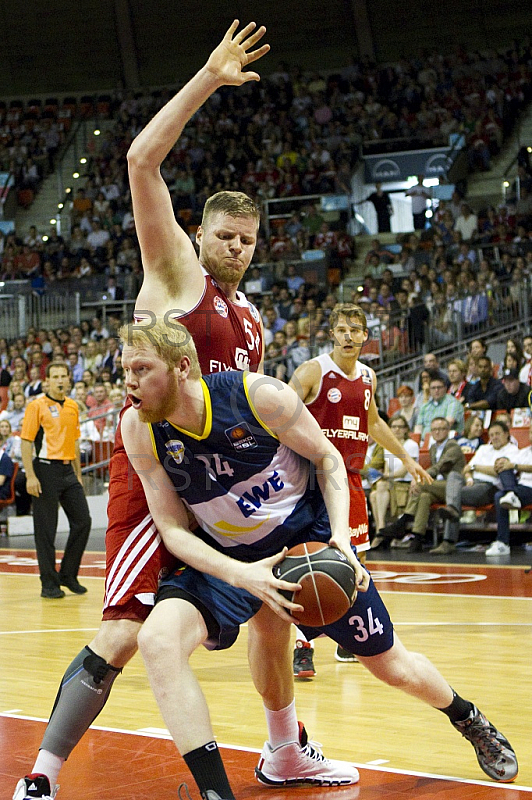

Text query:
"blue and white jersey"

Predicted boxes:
[[149, 371, 320, 560]]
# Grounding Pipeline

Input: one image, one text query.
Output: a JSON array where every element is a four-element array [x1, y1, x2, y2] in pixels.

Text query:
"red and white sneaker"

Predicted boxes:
[[293, 641, 316, 679], [255, 723, 359, 786]]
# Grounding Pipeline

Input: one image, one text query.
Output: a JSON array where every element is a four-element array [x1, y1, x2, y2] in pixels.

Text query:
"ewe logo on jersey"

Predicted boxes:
[[237, 470, 285, 518], [214, 296, 228, 318], [327, 388, 342, 403], [225, 422, 258, 451], [166, 439, 185, 464], [343, 415, 360, 431]]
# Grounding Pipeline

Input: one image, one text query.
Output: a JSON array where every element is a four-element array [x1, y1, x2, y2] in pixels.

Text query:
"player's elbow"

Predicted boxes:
[[127, 143, 155, 173]]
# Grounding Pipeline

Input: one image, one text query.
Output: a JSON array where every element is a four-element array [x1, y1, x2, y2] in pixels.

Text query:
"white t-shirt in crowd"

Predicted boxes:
[[469, 442, 520, 487], [515, 445, 532, 488], [384, 438, 419, 482]]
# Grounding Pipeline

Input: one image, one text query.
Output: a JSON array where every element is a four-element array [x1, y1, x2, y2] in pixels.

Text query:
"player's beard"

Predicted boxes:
[[137, 370, 180, 424], [204, 254, 248, 286]]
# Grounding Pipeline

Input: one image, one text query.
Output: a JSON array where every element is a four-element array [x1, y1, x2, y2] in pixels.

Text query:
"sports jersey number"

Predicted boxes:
[[364, 389, 371, 410], [195, 454, 235, 478], [348, 607, 384, 642], [244, 318, 255, 351]]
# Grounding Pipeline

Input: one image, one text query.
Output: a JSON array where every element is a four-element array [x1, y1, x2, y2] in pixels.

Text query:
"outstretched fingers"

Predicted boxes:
[[245, 43, 271, 66], [224, 19, 241, 40], [240, 24, 267, 51], [232, 20, 257, 44]]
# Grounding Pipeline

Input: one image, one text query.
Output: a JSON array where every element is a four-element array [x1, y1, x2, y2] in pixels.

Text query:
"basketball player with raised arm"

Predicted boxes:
[[290, 303, 430, 673], [14, 21, 356, 800]]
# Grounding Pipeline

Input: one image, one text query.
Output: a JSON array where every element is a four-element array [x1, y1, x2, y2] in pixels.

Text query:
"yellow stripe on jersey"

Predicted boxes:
[[148, 425, 160, 462], [214, 513, 271, 537], [243, 372, 278, 440], [166, 378, 213, 441]]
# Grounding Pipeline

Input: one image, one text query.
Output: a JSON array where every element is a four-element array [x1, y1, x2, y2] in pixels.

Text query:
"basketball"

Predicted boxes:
[[273, 542, 357, 627]]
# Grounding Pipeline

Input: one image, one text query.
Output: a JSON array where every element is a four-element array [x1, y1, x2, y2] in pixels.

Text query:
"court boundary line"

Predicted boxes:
[[2, 712, 530, 792]]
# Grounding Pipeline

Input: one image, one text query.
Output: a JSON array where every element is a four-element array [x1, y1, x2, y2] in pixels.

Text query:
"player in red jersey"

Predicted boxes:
[[15, 22, 357, 800], [289, 303, 431, 675]]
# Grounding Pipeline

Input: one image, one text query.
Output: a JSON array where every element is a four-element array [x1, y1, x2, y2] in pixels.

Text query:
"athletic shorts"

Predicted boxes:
[[348, 471, 370, 552], [157, 540, 393, 657], [102, 435, 178, 622]]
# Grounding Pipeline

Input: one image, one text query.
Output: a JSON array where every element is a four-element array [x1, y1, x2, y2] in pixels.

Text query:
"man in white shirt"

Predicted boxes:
[[488, 421, 532, 555], [454, 203, 478, 243], [86, 219, 110, 254], [452, 420, 519, 511], [406, 175, 430, 230]]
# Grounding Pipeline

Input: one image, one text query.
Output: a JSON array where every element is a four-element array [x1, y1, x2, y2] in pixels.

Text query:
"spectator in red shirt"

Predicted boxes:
[[87, 382, 114, 434]]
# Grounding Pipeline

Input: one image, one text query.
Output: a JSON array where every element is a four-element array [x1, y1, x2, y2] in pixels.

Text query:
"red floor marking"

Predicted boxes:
[[0, 548, 105, 577], [367, 560, 532, 598], [2, 549, 532, 597], [2, 716, 528, 800]]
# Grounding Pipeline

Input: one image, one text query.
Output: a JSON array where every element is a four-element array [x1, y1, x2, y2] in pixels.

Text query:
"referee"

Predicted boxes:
[[21, 361, 91, 598]]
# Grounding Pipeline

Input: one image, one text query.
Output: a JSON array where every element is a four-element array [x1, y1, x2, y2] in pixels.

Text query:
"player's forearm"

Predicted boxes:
[[315, 453, 350, 544], [127, 67, 223, 168], [156, 518, 246, 586]]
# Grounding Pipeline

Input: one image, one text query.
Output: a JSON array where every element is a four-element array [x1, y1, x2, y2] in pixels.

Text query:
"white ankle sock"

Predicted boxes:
[[264, 699, 299, 749], [294, 627, 313, 647], [32, 750, 64, 787]]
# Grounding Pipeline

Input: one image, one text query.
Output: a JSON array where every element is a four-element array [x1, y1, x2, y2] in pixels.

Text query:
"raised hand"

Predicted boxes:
[[205, 20, 270, 86]]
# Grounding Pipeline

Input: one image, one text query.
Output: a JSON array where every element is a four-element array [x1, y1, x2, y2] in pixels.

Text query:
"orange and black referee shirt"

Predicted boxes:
[[20, 394, 80, 461]]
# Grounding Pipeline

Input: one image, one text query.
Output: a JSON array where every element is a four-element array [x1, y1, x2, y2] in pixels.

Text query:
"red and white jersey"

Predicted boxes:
[[305, 354, 373, 551], [307, 353, 373, 473], [104, 273, 264, 619], [134, 269, 263, 374]]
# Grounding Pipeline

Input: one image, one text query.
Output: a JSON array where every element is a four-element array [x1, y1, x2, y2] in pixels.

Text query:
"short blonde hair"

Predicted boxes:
[[448, 358, 466, 376], [329, 303, 367, 331], [202, 191, 260, 228], [119, 317, 201, 380]]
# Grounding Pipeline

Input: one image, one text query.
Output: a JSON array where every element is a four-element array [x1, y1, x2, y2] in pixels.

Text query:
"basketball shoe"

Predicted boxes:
[[335, 644, 358, 662], [256, 723, 359, 786], [178, 786, 230, 800], [12, 775, 58, 800], [452, 706, 518, 782], [293, 641, 316, 678]]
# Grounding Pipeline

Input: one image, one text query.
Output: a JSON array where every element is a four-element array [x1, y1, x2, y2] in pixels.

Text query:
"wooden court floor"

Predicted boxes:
[[1, 548, 531, 799]]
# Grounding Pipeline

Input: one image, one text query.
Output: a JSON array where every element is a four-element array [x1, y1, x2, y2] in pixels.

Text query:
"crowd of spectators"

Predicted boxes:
[[356, 43, 532, 170], [0, 97, 70, 206], [1, 309, 532, 556], [2, 37, 532, 289], [362, 340, 532, 557], [349, 151, 532, 359]]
